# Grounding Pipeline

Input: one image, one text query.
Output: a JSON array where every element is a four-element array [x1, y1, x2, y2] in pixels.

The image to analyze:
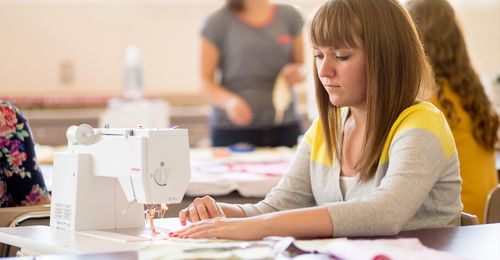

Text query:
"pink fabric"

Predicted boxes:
[[227, 161, 289, 176], [326, 238, 463, 260]]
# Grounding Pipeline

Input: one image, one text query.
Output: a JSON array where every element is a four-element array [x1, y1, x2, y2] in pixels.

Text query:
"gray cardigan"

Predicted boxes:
[[239, 102, 463, 237]]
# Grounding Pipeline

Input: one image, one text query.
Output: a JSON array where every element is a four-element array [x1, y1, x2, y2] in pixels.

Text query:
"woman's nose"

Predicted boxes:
[[318, 59, 334, 78]]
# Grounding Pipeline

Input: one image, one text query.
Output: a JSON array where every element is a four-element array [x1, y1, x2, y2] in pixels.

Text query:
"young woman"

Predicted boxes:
[[406, 0, 499, 223], [0, 101, 51, 207], [174, 0, 462, 239], [200, 0, 305, 147]]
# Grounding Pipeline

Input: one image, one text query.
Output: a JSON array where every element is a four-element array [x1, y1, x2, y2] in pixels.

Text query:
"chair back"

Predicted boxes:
[[460, 212, 479, 226], [484, 185, 500, 224]]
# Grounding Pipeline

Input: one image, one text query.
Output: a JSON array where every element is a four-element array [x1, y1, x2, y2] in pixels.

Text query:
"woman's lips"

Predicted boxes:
[[324, 84, 340, 88]]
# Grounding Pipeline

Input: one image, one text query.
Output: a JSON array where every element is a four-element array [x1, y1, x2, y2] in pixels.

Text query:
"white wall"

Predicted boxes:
[[451, 0, 500, 77], [0, 0, 498, 97]]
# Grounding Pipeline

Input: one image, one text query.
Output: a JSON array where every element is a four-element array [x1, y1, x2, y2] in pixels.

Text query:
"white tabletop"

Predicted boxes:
[[0, 225, 145, 255], [2, 220, 497, 259], [0, 218, 183, 255], [0, 218, 330, 258]]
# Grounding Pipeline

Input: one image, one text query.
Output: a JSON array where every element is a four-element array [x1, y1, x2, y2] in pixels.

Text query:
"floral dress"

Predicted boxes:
[[0, 101, 50, 207]]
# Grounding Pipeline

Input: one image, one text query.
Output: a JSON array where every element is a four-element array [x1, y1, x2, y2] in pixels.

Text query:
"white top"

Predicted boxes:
[[339, 175, 358, 198]]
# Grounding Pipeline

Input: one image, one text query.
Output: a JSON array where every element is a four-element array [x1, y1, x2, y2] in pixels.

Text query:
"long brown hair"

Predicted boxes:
[[309, 0, 435, 181], [406, 0, 499, 151]]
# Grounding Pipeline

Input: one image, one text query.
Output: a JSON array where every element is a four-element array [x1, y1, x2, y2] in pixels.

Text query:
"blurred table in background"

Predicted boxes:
[[165, 147, 294, 216], [2, 94, 211, 147]]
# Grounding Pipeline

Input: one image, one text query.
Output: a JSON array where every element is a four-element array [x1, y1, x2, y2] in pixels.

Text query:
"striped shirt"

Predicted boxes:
[[201, 4, 303, 129]]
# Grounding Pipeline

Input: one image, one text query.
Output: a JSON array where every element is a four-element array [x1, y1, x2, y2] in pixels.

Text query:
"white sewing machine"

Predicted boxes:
[[49, 124, 191, 232]]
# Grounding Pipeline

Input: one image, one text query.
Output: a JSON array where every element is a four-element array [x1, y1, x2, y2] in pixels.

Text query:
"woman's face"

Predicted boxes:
[[313, 45, 367, 109]]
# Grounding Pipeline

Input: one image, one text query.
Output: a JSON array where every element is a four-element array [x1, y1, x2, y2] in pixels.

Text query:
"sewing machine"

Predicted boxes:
[[49, 124, 191, 232]]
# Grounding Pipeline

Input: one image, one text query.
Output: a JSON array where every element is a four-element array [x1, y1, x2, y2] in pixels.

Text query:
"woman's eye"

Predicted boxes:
[[314, 54, 324, 60], [336, 55, 350, 61]]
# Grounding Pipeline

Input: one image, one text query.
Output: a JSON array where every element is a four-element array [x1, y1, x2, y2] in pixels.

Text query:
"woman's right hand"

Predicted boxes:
[[225, 97, 253, 126], [178, 195, 226, 226]]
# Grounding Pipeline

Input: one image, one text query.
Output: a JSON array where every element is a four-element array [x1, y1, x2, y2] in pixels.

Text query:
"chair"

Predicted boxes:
[[0, 205, 51, 257], [484, 185, 500, 224], [460, 212, 479, 226]]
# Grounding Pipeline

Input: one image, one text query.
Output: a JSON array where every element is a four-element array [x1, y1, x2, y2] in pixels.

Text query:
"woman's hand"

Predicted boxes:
[[280, 63, 305, 85], [178, 195, 226, 226], [175, 207, 333, 240], [172, 217, 266, 240], [225, 97, 253, 126]]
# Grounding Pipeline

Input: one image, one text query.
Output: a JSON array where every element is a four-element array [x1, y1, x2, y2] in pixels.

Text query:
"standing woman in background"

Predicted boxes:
[[199, 0, 305, 147], [407, 0, 499, 223], [0, 101, 51, 207]]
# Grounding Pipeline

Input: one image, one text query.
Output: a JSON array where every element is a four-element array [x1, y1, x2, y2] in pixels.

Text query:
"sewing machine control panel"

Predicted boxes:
[[154, 166, 169, 186]]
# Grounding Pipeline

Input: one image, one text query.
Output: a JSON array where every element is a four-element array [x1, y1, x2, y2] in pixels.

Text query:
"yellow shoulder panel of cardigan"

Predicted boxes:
[[304, 118, 333, 167], [379, 102, 456, 164]]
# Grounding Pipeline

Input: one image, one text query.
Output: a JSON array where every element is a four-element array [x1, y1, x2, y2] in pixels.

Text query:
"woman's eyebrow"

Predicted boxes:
[[312, 46, 334, 51], [312, 45, 354, 51]]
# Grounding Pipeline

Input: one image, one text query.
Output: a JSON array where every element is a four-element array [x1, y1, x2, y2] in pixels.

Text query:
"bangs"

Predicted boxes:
[[310, 0, 362, 48]]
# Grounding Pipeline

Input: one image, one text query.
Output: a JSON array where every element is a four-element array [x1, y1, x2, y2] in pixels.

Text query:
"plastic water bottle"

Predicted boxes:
[[123, 45, 143, 100]]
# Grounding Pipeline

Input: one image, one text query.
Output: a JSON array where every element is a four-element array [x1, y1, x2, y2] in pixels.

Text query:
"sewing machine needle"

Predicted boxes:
[[148, 206, 157, 235]]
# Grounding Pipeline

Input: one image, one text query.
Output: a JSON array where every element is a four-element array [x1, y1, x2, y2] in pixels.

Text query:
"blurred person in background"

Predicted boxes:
[[0, 101, 50, 207], [200, 0, 305, 147], [407, 0, 499, 223]]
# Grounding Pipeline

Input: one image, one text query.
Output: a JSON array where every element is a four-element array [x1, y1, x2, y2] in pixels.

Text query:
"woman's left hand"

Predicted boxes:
[[280, 63, 305, 85], [171, 217, 266, 240]]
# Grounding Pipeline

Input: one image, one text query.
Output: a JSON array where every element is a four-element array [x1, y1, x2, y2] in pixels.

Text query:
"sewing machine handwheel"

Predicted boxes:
[[67, 124, 95, 145]]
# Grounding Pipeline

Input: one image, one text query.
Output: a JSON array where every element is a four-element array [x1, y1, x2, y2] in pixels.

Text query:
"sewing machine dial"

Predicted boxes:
[[154, 167, 169, 186]]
